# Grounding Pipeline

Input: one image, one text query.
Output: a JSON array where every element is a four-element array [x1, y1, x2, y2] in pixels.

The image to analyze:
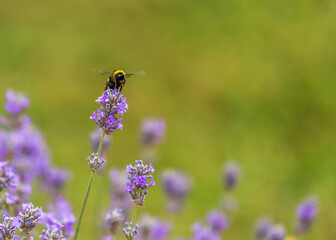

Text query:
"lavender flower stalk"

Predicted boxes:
[[268, 225, 286, 240], [255, 218, 272, 240], [75, 89, 128, 240], [140, 118, 166, 147], [206, 210, 228, 233], [295, 197, 318, 235]]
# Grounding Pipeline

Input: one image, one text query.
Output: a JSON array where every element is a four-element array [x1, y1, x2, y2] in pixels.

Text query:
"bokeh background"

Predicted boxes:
[[1, 0, 336, 239]]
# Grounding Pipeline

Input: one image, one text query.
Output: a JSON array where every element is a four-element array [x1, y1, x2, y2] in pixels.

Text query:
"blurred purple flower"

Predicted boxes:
[[190, 222, 220, 240], [40, 224, 65, 240], [101, 236, 112, 240], [0, 130, 8, 161], [268, 225, 286, 240], [18, 203, 44, 234], [5, 89, 30, 115], [45, 196, 76, 237], [109, 169, 132, 211], [162, 170, 192, 213], [90, 89, 128, 134], [295, 197, 318, 235], [140, 118, 166, 147], [255, 218, 272, 240], [223, 161, 240, 191], [90, 129, 111, 157], [0, 215, 20, 240], [41, 167, 70, 196], [125, 160, 155, 206], [138, 215, 171, 240], [104, 208, 125, 235], [206, 210, 228, 233]]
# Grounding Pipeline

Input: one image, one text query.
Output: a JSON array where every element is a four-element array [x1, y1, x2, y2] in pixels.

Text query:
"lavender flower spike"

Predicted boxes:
[[0, 215, 20, 240], [123, 222, 139, 240], [295, 197, 318, 235], [223, 161, 240, 191], [125, 160, 155, 206], [18, 203, 44, 234], [90, 89, 128, 134], [0, 161, 18, 191], [105, 208, 125, 235]]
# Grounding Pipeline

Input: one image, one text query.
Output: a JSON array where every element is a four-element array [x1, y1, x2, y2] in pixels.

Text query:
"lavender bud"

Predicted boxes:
[[125, 160, 155, 206], [40, 224, 65, 240], [255, 218, 272, 240], [223, 161, 240, 191], [268, 225, 286, 240], [0, 215, 20, 240], [162, 170, 192, 213], [140, 118, 166, 147], [138, 215, 171, 240], [295, 197, 317, 235], [87, 153, 105, 172], [122, 222, 139, 240], [90, 89, 128, 135], [206, 210, 228, 233], [18, 203, 44, 234], [105, 208, 125, 235]]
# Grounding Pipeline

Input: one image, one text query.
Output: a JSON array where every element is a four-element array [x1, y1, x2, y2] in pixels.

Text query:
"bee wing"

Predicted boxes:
[[91, 68, 112, 75], [126, 70, 146, 77]]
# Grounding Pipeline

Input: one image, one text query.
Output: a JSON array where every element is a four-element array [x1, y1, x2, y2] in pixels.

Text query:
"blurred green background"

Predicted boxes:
[[1, 0, 336, 239]]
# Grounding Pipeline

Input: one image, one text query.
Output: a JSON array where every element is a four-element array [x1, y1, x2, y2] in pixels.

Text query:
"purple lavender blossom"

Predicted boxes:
[[123, 221, 139, 240], [295, 197, 318, 235], [255, 218, 272, 240], [102, 236, 112, 240], [162, 170, 192, 213], [5, 89, 30, 115], [0, 215, 20, 240], [104, 208, 125, 235], [268, 225, 286, 240], [87, 153, 105, 172], [125, 160, 155, 206], [109, 169, 132, 211], [223, 161, 240, 191], [18, 203, 44, 234], [0, 162, 18, 191], [206, 210, 228, 233], [90, 89, 128, 134], [140, 118, 166, 147], [40, 224, 65, 240], [190, 222, 220, 240], [45, 196, 76, 237], [90, 129, 111, 157]]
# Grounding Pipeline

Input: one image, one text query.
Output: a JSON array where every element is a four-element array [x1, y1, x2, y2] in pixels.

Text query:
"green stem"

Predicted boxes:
[[19, 232, 24, 240], [74, 131, 106, 240], [131, 204, 139, 227]]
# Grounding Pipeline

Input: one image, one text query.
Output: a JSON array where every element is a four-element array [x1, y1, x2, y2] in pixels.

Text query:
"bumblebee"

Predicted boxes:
[[92, 68, 144, 92]]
